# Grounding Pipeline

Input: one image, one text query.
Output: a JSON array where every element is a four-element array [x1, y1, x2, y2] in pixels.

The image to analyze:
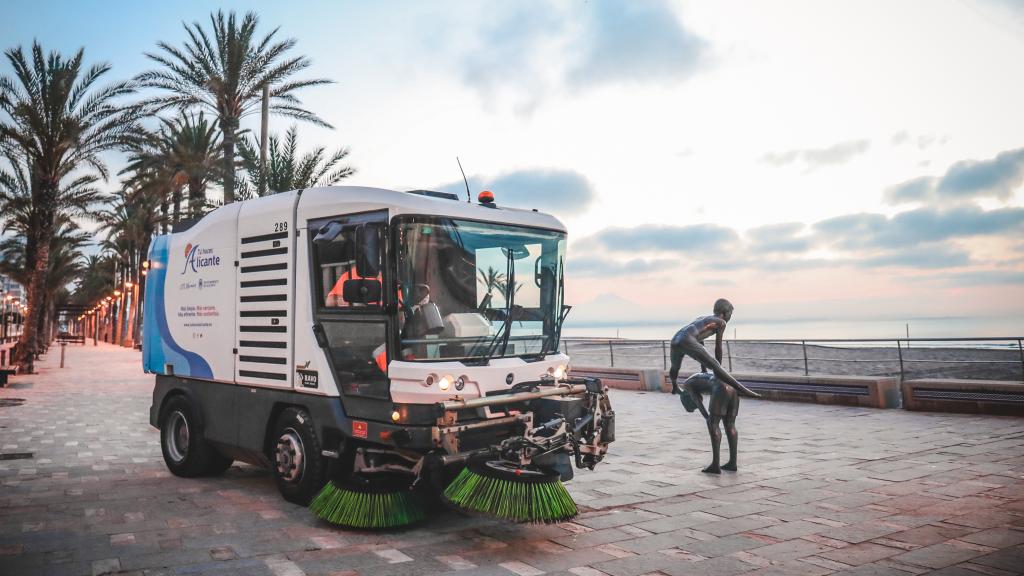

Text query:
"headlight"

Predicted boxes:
[[455, 376, 466, 391], [549, 364, 567, 380], [438, 374, 454, 391]]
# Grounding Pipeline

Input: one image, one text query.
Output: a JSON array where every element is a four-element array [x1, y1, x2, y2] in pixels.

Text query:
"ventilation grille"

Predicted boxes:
[[236, 230, 290, 384], [746, 381, 870, 397], [913, 388, 1024, 404]]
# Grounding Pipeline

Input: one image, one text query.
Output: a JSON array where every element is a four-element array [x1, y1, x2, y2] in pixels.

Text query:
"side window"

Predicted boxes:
[[321, 320, 388, 398], [314, 227, 382, 309]]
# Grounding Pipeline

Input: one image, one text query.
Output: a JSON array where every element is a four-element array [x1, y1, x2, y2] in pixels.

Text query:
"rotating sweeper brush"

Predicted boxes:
[[443, 456, 577, 524], [310, 473, 427, 529], [310, 448, 429, 530], [437, 377, 614, 524]]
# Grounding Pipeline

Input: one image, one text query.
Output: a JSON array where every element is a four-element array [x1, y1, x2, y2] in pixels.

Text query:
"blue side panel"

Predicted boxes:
[[142, 235, 214, 378]]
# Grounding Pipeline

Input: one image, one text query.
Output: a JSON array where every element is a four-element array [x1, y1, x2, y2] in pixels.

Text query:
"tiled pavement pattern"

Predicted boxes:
[[1, 344, 1023, 576]]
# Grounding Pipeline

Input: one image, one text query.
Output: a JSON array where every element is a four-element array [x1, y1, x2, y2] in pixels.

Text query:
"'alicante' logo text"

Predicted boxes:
[[182, 243, 221, 274]]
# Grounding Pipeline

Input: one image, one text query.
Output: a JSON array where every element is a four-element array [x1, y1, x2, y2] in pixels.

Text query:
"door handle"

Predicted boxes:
[[312, 322, 328, 348]]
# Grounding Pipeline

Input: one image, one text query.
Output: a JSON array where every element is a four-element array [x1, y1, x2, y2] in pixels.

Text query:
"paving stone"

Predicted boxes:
[[2, 344, 1024, 576], [751, 520, 829, 540], [892, 541, 989, 569], [957, 527, 1024, 548], [747, 538, 834, 562], [661, 555, 758, 576], [677, 534, 764, 558]]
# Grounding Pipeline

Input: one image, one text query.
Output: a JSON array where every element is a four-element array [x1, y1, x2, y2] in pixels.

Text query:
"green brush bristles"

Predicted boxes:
[[443, 466, 578, 524], [310, 481, 426, 529]]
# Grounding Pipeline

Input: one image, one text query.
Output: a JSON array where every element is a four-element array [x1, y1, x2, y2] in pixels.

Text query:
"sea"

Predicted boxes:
[[562, 315, 1024, 344]]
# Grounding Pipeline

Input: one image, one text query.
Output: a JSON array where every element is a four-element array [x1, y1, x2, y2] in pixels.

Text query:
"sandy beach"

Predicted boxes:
[[561, 338, 1024, 381]]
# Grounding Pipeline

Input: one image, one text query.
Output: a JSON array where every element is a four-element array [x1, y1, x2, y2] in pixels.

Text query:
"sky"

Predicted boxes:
[[2, 0, 1023, 336]]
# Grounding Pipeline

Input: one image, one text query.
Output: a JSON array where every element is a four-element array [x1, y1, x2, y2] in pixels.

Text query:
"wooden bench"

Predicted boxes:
[[903, 379, 1024, 416], [0, 365, 18, 387], [571, 366, 902, 409]]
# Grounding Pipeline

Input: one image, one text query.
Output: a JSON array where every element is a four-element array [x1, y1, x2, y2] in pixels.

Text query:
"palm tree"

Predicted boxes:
[[137, 10, 332, 204], [237, 126, 354, 198], [97, 189, 162, 287], [477, 266, 506, 309], [72, 253, 116, 309], [0, 42, 138, 371], [123, 112, 221, 222]]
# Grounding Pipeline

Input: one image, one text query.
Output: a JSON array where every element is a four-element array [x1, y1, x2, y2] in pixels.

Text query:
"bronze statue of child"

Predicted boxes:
[[668, 298, 759, 399], [681, 372, 739, 474]]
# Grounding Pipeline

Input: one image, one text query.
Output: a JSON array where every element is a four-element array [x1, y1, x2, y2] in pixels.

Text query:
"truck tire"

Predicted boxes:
[[271, 407, 328, 505], [160, 395, 220, 478]]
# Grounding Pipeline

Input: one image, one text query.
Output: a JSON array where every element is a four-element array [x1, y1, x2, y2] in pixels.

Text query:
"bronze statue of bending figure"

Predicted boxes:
[[681, 372, 739, 473], [669, 299, 759, 473]]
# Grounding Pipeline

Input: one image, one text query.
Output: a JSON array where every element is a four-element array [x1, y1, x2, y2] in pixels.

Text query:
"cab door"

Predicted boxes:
[[308, 211, 392, 407]]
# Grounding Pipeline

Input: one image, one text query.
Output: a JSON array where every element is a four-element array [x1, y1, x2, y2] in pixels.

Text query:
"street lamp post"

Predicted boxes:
[[1, 292, 7, 344]]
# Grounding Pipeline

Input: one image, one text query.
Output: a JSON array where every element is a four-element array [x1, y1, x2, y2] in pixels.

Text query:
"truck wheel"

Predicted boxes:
[[271, 408, 327, 505], [160, 395, 217, 478]]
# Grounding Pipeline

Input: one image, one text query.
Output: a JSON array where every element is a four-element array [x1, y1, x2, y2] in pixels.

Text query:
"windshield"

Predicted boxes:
[[395, 216, 566, 361]]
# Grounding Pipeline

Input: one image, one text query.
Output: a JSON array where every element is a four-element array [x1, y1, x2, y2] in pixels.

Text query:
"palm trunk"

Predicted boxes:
[[188, 178, 204, 219], [222, 118, 238, 204], [160, 198, 169, 234], [172, 186, 182, 225], [16, 216, 52, 373]]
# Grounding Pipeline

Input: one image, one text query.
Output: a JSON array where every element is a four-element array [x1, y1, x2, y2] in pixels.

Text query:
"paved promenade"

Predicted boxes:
[[1, 343, 1022, 576]]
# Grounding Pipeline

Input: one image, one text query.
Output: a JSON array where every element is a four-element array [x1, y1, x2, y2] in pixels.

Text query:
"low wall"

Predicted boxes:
[[903, 379, 1024, 416], [569, 366, 645, 391], [571, 366, 901, 409]]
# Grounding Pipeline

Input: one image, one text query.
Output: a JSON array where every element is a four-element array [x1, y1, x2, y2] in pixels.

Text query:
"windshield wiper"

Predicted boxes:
[[474, 248, 516, 365]]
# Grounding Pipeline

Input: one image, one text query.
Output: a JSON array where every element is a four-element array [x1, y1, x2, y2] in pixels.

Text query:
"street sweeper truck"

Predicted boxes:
[[143, 186, 615, 527]]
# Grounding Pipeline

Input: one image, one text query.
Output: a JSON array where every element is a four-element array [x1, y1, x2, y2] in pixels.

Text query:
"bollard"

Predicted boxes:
[[897, 340, 905, 380], [639, 368, 665, 392], [801, 340, 809, 376], [60, 342, 66, 368]]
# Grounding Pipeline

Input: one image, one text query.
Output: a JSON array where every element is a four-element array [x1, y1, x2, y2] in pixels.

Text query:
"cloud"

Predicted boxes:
[[457, 0, 708, 106], [938, 269, 1024, 287], [570, 204, 1023, 281], [814, 205, 1024, 250], [937, 147, 1024, 200], [460, 7, 562, 97], [568, 1, 707, 88], [586, 224, 740, 255], [437, 168, 597, 216], [884, 176, 937, 204], [746, 222, 812, 254], [856, 245, 971, 269], [762, 139, 870, 169], [885, 147, 1024, 204]]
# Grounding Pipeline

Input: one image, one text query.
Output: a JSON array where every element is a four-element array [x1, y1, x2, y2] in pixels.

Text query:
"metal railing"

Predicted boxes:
[[560, 337, 1024, 382]]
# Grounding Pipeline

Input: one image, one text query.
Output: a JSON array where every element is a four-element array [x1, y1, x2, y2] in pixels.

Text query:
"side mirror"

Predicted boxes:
[[342, 279, 382, 305], [355, 224, 381, 278]]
